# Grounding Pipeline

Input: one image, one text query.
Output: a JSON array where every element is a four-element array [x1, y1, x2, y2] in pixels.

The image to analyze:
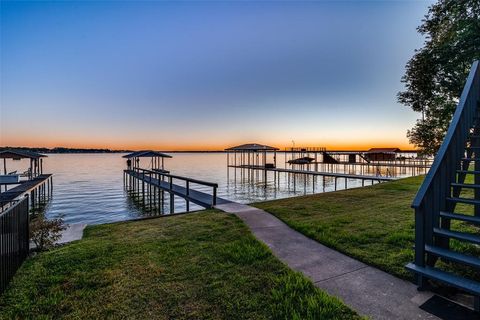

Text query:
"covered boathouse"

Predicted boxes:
[[364, 147, 401, 162], [225, 143, 279, 169], [122, 150, 172, 173]]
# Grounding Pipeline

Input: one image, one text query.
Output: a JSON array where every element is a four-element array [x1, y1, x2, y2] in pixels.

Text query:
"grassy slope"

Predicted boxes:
[[254, 176, 480, 280], [0, 211, 360, 320]]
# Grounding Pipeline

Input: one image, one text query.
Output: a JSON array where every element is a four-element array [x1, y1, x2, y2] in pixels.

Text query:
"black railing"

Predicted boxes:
[[411, 61, 480, 274], [0, 196, 29, 294], [131, 167, 219, 207]]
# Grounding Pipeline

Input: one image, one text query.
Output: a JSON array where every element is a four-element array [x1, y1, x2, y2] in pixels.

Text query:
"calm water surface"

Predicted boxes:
[[10, 153, 408, 224]]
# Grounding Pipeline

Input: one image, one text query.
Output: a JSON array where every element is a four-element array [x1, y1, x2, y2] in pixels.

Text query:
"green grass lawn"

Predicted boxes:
[[254, 175, 480, 280], [0, 211, 360, 320]]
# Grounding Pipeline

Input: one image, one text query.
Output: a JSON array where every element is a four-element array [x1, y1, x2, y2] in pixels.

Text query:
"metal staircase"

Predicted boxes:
[[406, 60, 480, 311]]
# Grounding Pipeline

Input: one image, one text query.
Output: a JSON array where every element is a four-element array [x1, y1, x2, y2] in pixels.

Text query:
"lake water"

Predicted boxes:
[[6, 153, 418, 225]]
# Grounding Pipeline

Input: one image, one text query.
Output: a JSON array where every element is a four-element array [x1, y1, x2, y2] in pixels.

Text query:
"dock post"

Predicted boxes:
[[142, 171, 145, 205], [213, 186, 217, 206], [169, 177, 174, 213], [153, 182, 157, 212], [264, 168, 267, 188], [137, 170, 140, 196], [161, 190, 165, 211], [134, 171, 137, 196], [31, 190, 35, 211], [148, 173, 152, 211]]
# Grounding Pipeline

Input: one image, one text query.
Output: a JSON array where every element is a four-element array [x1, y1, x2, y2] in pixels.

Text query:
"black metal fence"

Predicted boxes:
[[0, 196, 29, 294]]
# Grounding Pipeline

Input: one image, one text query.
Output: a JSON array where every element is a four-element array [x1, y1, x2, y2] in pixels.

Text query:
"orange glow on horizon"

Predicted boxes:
[[1, 136, 416, 151]]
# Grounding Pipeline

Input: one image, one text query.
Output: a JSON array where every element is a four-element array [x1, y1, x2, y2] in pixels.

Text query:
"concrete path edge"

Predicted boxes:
[[216, 202, 438, 320]]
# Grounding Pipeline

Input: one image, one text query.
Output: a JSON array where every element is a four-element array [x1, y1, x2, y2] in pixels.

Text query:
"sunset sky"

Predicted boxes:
[[0, 1, 433, 151]]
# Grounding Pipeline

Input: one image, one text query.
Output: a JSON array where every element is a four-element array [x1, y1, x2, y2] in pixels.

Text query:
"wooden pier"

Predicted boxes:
[[225, 144, 401, 191], [228, 164, 393, 190], [0, 149, 53, 212], [229, 165, 393, 181], [0, 174, 53, 210], [124, 167, 228, 214]]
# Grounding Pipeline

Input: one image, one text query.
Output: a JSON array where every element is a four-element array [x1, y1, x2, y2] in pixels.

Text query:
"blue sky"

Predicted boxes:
[[0, 0, 433, 150]]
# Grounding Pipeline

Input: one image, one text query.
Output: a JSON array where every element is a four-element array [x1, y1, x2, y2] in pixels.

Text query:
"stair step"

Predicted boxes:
[[440, 211, 480, 225], [405, 263, 480, 295], [461, 158, 480, 161], [447, 197, 480, 205], [457, 170, 480, 175], [434, 228, 480, 245], [451, 183, 480, 189], [425, 245, 480, 269]]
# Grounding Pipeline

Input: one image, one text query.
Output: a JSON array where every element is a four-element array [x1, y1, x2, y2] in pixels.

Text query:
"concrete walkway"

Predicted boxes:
[[216, 202, 439, 320]]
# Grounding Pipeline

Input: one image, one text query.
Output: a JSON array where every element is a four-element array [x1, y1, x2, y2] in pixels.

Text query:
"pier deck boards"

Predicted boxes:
[[125, 170, 230, 208], [0, 174, 52, 206], [228, 165, 395, 182]]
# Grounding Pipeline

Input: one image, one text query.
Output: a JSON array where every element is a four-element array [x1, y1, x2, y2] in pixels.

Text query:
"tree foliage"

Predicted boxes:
[[398, 0, 480, 156], [30, 213, 67, 251]]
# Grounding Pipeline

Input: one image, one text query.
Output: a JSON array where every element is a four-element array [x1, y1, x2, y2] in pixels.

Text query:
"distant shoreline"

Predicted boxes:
[[0, 147, 419, 154]]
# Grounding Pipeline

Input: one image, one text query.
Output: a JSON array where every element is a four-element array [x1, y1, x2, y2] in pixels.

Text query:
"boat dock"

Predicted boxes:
[[124, 168, 229, 212], [282, 147, 431, 176], [228, 164, 393, 190], [225, 144, 402, 191], [0, 174, 53, 209], [229, 165, 394, 182], [0, 149, 53, 212], [122, 151, 228, 214]]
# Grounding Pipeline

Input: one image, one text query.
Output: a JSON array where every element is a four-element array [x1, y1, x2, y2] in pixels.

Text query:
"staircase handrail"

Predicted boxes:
[[412, 61, 480, 210]]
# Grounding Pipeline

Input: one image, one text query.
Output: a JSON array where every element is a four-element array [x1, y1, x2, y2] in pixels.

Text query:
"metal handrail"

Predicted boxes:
[[131, 167, 218, 188], [412, 61, 480, 209], [410, 61, 480, 274], [129, 167, 219, 207]]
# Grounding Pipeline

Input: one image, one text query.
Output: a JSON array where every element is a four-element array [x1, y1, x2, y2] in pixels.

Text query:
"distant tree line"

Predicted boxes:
[[398, 0, 480, 156], [0, 147, 133, 153]]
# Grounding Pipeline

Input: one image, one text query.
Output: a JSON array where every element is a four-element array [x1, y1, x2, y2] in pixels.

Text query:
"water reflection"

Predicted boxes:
[[5, 153, 424, 225]]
